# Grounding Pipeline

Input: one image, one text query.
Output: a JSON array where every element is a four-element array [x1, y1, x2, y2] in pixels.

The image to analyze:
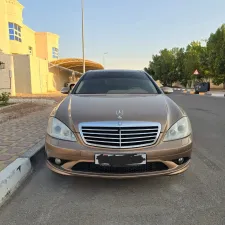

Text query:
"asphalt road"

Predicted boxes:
[[1, 93, 225, 225]]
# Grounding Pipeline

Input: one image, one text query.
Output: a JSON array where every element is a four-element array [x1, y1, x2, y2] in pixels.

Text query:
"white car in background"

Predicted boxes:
[[161, 86, 174, 94]]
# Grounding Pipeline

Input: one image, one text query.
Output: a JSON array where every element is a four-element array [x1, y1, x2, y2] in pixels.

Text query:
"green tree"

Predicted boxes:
[[144, 63, 155, 77], [145, 48, 186, 86], [149, 49, 180, 86], [207, 24, 225, 86], [182, 41, 209, 87], [144, 31, 218, 88], [171, 47, 185, 85]]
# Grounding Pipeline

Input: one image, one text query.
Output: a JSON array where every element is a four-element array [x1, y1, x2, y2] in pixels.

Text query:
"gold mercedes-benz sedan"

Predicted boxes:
[[45, 69, 193, 178]]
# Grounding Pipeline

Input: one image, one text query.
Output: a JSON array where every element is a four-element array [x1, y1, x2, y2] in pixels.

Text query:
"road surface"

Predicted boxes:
[[1, 93, 225, 225]]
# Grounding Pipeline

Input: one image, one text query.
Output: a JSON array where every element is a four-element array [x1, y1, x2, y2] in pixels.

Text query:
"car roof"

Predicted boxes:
[[83, 69, 149, 80], [86, 69, 144, 73]]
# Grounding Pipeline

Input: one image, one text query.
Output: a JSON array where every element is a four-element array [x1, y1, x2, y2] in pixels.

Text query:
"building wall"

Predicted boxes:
[[29, 57, 70, 93], [35, 32, 59, 61], [0, 0, 39, 56], [35, 33, 48, 60], [6, 0, 24, 25], [22, 25, 36, 56], [13, 54, 32, 94], [47, 33, 59, 61], [0, 0, 61, 95], [48, 67, 71, 91], [6, 0, 24, 54], [0, 52, 11, 93], [12, 54, 68, 94], [0, 0, 11, 53], [0, 0, 59, 60], [13, 54, 52, 94], [29, 56, 49, 93]]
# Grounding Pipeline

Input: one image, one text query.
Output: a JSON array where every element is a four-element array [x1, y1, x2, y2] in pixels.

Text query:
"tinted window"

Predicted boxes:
[[74, 71, 160, 94]]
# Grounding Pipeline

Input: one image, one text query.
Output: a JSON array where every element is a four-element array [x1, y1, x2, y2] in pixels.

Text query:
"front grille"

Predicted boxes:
[[79, 121, 161, 148], [72, 162, 168, 174]]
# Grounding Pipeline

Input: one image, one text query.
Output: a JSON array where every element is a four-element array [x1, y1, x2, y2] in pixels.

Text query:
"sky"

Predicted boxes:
[[19, 0, 225, 69]]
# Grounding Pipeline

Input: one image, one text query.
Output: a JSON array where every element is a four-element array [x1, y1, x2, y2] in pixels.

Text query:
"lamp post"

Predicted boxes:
[[81, 0, 85, 73], [103, 52, 108, 68]]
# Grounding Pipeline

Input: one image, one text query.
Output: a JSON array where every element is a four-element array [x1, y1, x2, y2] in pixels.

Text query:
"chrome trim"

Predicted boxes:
[[119, 126, 122, 148], [78, 121, 161, 149]]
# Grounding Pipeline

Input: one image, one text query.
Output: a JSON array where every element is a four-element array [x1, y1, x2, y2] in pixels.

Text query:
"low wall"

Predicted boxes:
[[30, 56, 48, 93], [209, 79, 224, 89]]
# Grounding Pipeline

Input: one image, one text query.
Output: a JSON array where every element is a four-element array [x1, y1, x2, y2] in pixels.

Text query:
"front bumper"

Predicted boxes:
[[45, 134, 192, 178]]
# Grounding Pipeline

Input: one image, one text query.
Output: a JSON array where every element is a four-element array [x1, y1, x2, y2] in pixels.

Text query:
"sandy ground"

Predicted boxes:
[[0, 103, 48, 124], [0, 93, 65, 124]]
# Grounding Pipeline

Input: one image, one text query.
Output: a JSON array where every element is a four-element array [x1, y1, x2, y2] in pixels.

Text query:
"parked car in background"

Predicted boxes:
[[161, 86, 174, 94], [64, 81, 76, 90]]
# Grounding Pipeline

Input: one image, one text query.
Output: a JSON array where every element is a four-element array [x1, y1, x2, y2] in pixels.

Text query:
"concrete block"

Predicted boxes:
[[0, 158, 32, 207]]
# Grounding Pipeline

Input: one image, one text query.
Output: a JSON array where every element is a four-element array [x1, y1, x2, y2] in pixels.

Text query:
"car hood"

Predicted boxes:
[[54, 94, 185, 133]]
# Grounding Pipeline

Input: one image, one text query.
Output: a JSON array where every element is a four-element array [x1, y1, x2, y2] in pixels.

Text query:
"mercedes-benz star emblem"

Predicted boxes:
[[116, 110, 123, 120]]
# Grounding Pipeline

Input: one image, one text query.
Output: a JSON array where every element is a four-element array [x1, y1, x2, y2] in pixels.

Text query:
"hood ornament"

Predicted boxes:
[[116, 110, 123, 120]]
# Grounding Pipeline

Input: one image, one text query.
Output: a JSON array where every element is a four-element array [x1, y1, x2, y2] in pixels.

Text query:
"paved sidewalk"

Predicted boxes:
[[0, 95, 65, 171], [0, 107, 52, 171]]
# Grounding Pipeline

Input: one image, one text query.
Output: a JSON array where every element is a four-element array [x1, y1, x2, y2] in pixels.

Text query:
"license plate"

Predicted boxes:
[[95, 153, 147, 166]]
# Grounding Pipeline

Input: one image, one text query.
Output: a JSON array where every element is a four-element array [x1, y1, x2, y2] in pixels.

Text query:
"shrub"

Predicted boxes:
[[0, 92, 10, 105]]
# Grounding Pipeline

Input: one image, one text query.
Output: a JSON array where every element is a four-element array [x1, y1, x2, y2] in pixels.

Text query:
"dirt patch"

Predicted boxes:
[[0, 103, 15, 108], [14, 93, 66, 104], [0, 94, 66, 124], [0, 103, 50, 124], [13, 96, 65, 104]]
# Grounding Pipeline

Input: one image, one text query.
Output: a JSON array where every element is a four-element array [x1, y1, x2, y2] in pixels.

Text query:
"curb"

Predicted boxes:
[[182, 91, 225, 97], [0, 139, 45, 207], [207, 93, 225, 97], [173, 88, 187, 91], [182, 91, 195, 94], [0, 103, 20, 112]]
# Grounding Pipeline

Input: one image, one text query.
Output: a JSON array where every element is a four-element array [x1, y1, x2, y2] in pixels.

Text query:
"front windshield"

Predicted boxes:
[[74, 71, 160, 94]]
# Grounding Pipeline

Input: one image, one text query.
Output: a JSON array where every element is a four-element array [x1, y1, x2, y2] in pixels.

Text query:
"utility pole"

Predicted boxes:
[[103, 52, 108, 68], [81, 0, 85, 73]]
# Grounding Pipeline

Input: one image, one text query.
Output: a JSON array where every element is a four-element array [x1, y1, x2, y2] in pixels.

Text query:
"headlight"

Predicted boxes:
[[163, 117, 192, 141], [47, 117, 76, 141]]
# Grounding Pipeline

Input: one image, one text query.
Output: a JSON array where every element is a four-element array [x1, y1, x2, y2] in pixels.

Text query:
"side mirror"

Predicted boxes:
[[61, 87, 70, 94]]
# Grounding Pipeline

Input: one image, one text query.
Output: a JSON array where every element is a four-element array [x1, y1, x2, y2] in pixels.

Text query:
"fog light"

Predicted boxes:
[[178, 158, 184, 165], [55, 158, 62, 165]]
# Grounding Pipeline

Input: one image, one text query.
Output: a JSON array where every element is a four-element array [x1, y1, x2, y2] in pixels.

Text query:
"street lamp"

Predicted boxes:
[[103, 52, 108, 68], [81, 0, 85, 73]]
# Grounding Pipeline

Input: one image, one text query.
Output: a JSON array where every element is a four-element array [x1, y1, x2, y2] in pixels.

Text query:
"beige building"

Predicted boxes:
[[0, 0, 104, 95], [0, 0, 63, 95]]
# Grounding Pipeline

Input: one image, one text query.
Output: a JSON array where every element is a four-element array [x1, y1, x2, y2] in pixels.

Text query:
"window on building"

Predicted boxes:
[[28, 46, 33, 55], [8, 22, 22, 42], [52, 47, 58, 58]]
